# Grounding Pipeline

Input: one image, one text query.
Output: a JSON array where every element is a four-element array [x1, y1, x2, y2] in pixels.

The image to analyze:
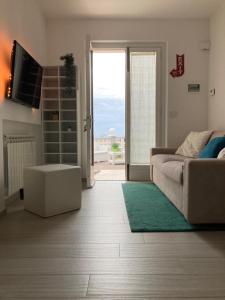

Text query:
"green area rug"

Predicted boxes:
[[122, 182, 225, 232]]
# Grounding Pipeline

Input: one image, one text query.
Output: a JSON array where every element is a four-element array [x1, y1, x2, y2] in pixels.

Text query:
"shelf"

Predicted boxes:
[[43, 98, 77, 101], [43, 123, 59, 132], [61, 120, 76, 122], [43, 75, 66, 79], [44, 153, 60, 155], [42, 87, 76, 90], [43, 131, 77, 134], [43, 109, 59, 111], [60, 99, 77, 101], [42, 98, 59, 101], [61, 109, 76, 112], [61, 153, 77, 155], [42, 65, 78, 166], [43, 120, 59, 123], [43, 67, 59, 77], [43, 101, 59, 110], [43, 75, 58, 79], [44, 152, 77, 155]]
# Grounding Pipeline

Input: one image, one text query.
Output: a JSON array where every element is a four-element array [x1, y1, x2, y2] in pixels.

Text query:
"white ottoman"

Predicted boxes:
[[24, 164, 81, 217]]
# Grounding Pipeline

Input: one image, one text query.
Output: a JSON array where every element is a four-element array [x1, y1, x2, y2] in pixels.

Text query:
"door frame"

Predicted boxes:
[[85, 36, 95, 188], [125, 47, 130, 180], [86, 40, 167, 184]]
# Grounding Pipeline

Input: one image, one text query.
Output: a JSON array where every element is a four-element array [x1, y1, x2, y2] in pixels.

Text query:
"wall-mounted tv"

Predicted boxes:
[[7, 40, 43, 109]]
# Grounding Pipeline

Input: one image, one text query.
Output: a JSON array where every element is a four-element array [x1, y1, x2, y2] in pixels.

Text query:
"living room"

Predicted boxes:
[[0, 0, 225, 298]]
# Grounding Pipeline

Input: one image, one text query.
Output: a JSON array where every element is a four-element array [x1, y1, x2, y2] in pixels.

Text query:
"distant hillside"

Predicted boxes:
[[93, 97, 125, 138]]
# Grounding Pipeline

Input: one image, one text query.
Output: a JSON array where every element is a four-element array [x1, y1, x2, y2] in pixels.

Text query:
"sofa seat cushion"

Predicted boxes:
[[151, 154, 185, 184], [160, 161, 184, 184], [151, 154, 185, 167]]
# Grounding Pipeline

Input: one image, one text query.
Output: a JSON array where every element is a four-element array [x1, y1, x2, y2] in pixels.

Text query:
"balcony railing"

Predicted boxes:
[[94, 136, 125, 165]]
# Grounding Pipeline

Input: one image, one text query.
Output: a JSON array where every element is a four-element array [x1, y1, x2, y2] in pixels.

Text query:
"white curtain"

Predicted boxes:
[[130, 52, 156, 164]]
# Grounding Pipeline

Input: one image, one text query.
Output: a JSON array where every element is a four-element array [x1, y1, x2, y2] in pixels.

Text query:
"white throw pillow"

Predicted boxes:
[[176, 131, 212, 158], [217, 148, 225, 159]]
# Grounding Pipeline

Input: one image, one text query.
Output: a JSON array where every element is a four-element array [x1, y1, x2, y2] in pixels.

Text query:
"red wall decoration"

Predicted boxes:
[[170, 54, 185, 78]]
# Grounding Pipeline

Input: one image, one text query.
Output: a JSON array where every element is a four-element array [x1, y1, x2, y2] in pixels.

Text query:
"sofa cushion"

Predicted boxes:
[[151, 154, 185, 184], [218, 148, 225, 159], [176, 131, 212, 158], [151, 154, 185, 168], [199, 137, 225, 158], [209, 130, 225, 141]]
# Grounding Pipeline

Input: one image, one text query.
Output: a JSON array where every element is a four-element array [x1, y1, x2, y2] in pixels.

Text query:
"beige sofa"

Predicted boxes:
[[150, 131, 225, 224]]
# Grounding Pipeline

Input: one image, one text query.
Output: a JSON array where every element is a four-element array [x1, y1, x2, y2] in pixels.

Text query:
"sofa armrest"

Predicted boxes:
[[183, 159, 225, 223], [150, 147, 177, 157]]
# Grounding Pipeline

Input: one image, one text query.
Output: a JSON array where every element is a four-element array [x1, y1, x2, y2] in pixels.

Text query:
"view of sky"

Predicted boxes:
[[93, 52, 125, 138]]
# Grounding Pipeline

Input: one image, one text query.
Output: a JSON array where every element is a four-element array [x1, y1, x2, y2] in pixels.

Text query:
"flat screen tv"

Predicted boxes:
[[7, 40, 43, 109]]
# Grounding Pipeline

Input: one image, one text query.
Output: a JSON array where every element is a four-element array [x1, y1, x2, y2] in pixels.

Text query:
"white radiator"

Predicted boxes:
[[4, 135, 37, 196]]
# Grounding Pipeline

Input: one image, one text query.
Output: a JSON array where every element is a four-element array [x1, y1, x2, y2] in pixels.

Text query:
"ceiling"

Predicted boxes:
[[36, 0, 223, 20]]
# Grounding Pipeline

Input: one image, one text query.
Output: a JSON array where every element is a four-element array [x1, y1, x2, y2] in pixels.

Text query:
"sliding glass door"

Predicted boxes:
[[86, 42, 164, 184]]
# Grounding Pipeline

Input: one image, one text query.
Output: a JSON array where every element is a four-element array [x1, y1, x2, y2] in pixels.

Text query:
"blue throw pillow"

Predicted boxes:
[[199, 137, 225, 158]]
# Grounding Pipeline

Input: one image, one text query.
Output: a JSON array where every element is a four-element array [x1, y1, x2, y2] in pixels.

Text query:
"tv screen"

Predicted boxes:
[[8, 40, 43, 109]]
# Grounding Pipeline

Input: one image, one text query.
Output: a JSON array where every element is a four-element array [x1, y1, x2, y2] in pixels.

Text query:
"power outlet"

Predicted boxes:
[[209, 88, 215, 96]]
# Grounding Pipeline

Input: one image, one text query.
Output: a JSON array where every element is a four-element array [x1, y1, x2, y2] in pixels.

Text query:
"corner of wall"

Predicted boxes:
[[208, 3, 225, 129], [0, 0, 48, 211]]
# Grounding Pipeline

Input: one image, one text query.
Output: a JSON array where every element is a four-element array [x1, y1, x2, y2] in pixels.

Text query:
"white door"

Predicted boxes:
[[126, 48, 162, 181]]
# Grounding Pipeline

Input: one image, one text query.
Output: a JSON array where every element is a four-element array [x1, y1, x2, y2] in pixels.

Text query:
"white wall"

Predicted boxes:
[[0, 0, 47, 212], [46, 18, 209, 178], [208, 3, 225, 129]]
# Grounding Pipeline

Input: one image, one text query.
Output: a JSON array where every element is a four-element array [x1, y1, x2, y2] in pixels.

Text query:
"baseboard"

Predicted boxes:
[[0, 208, 6, 217], [129, 165, 150, 181], [5, 191, 20, 207], [82, 177, 96, 189], [82, 177, 87, 188]]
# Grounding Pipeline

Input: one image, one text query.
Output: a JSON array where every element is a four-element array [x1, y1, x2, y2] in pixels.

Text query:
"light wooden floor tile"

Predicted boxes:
[[0, 222, 131, 234], [0, 275, 89, 298], [1, 181, 225, 299], [179, 257, 225, 274], [88, 274, 225, 297], [53, 298, 222, 300], [5, 297, 222, 300], [0, 257, 182, 275], [120, 242, 225, 258], [0, 232, 144, 244], [144, 231, 225, 243], [0, 213, 126, 225], [0, 243, 119, 258]]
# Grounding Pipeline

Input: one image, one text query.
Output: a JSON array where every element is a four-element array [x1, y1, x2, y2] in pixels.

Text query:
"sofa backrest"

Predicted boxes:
[[209, 130, 225, 141]]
